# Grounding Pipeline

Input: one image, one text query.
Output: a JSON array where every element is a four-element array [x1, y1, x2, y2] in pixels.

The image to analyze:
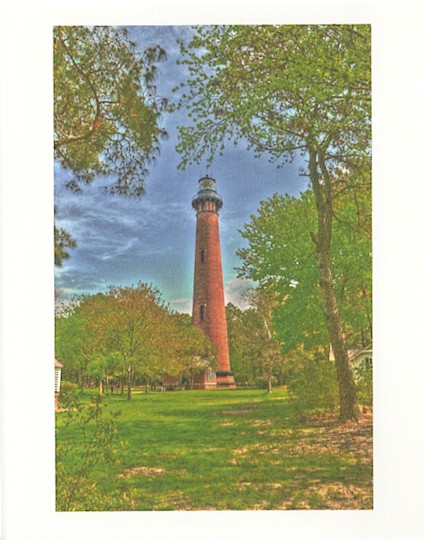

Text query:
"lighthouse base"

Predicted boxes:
[[216, 371, 236, 389]]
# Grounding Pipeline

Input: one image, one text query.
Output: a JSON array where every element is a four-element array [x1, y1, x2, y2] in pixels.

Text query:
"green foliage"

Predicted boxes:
[[287, 358, 339, 417], [59, 381, 79, 406], [56, 394, 121, 511], [76, 284, 175, 398], [175, 25, 371, 171], [237, 184, 372, 352], [171, 313, 217, 387], [54, 25, 168, 196], [55, 284, 217, 398], [226, 290, 284, 391], [354, 365, 373, 407], [54, 224, 77, 267], [55, 302, 94, 388]]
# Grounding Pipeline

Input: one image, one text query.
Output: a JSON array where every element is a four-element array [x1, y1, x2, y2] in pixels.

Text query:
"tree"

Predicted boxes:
[[54, 224, 77, 267], [237, 184, 372, 354], [226, 303, 259, 385], [79, 284, 175, 400], [54, 26, 168, 267], [55, 300, 96, 389], [175, 25, 371, 420], [54, 25, 168, 196], [171, 313, 217, 388], [247, 288, 284, 393], [85, 353, 120, 395], [54, 206, 77, 267], [226, 297, 285, 391]]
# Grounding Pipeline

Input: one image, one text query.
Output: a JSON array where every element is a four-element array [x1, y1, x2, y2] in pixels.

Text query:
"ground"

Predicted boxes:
[[56, 388, 373, 511]]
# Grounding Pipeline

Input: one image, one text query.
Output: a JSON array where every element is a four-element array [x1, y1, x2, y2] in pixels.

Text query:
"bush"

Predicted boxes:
[[287, 359, 339, 416], [354, 365, 373, 407], [56, 394, 121, 511], [59, 381, 79, 407]]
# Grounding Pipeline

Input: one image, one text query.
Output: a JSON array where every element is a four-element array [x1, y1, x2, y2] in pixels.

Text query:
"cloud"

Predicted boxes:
[[169, 297, 192, 314], [224, 277, 255, 308]]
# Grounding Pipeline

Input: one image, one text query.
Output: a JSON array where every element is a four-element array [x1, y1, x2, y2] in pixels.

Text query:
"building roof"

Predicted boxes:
[[329, 343, 372, 362], [349, 344, 372, 360], [55, 358, 64, 368]]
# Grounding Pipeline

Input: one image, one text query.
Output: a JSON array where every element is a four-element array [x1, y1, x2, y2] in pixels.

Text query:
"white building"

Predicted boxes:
[[329, 343, 372, 371]]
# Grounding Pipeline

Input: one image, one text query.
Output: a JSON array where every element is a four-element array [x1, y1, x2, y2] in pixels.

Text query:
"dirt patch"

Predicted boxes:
[[117, 466, 165, 478], [232, 447, 249, 455], [253, 419, 272, 426], [275, 482, 372, 510], [292, 411, 373, 466]]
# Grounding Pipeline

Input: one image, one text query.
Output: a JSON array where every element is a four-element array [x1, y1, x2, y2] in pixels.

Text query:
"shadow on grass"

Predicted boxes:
[[56, 389, 373, 511]]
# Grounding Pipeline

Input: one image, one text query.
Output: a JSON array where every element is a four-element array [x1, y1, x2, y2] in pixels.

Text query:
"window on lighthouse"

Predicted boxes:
[[200, 249, 205, 263], [200, 304, 205, 321]]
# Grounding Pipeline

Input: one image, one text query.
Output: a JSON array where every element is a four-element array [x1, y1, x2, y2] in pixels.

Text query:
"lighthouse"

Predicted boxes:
[[192, 175, 236, 389]]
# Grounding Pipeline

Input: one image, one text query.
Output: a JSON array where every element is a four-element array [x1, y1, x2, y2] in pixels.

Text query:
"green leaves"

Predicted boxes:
[[55, 284, 217, 394], [54, 26, 168, 197], [175, 25, 371, 171], [237, 181, 371, 352], [54, 224, 77, 267]]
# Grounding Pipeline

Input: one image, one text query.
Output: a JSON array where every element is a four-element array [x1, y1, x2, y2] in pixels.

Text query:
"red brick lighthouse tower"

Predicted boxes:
[[192, 175, 236, 389]]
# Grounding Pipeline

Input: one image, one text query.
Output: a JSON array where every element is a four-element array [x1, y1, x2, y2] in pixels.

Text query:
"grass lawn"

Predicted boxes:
[[56, 388, 372, 511]]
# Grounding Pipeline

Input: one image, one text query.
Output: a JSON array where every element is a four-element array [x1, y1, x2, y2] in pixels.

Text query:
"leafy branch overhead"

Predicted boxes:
[[54, 26, 169, 197], [175, 25, 371, 171]]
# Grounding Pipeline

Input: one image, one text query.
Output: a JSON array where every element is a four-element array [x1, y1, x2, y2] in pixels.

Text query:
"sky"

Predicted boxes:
[[54, 25, 309, 313]]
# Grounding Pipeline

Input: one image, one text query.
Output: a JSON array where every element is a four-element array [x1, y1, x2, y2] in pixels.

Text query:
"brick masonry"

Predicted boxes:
[[192, 178, 236, 389]]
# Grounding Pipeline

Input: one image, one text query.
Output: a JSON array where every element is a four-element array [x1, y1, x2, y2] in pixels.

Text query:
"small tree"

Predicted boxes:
[[226, 293, 284, 392], [171, 313, 217, 388], [55, 301, 94, 389], [80, 284, 177, 400], [56, 394, 120, 511]]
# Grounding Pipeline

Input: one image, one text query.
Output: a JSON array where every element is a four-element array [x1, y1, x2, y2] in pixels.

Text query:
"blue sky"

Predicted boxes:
[[54, 26, 308, 313]]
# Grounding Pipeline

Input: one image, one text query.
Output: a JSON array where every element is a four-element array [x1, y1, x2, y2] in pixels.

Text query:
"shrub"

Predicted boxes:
[[56, 394, 121, 511], [59, 381, 79, 407], [287, 359, 339, 416], [354, 365, 373, 407]]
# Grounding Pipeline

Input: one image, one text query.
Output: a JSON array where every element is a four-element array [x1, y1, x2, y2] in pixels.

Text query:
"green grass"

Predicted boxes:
[[56, 388, 373, 511]]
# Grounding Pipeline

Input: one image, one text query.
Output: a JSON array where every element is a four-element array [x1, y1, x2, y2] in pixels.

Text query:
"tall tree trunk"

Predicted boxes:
[[309, 148, 360, 421], [127, 367, 132, 401], [267, 369, 272, 394]]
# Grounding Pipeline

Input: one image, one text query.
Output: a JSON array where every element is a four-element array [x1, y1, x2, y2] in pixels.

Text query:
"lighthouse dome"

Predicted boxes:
[[192, 175, 223, 212]]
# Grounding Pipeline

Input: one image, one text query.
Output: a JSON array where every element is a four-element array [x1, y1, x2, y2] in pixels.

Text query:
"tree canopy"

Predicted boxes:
[[55, 284, 216, 398], [175, 25, 370, 171], [226, 288, 284, 392], [237, 181, 372, 353], [54, 25, 168, 197]]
